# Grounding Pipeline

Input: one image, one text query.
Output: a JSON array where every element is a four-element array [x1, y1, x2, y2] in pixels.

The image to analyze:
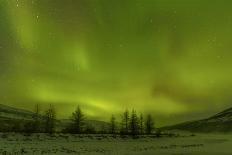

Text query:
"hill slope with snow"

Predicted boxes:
[[0, 104, 36, 120], [162, 107, 232, 132], [0, 104, 109, 132]]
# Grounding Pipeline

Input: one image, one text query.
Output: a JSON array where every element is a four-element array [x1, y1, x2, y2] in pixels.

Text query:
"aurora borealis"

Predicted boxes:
[[0, 0, 232, 126]]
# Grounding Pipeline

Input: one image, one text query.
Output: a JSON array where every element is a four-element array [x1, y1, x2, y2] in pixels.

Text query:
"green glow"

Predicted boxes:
[[0, 0, 232, 126]]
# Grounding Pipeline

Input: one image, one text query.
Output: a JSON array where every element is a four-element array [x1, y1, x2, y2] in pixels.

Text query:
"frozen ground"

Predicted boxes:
[[0, 133, 232, 155]]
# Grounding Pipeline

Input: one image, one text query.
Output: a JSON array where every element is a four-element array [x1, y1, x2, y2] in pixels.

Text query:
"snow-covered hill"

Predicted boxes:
[[0, 104, 35, 120], [0, 104, 109, 132], [162, 107, 232, 132]]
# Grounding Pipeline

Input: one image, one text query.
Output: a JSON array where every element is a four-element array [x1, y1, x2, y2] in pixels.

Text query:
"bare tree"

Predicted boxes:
[[130, 109, 139, 136], [110, 115, 116, 134], [45, 104, 56, 134], [139, 113, 144, 134], [145, 114, 155, 134], [33, 104, 41, 132], [24, 104, 41, 133], [72, 105, 85, 133], [120, 109, 130, 134]]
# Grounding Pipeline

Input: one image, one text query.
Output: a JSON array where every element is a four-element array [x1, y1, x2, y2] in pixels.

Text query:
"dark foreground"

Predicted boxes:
[[0, 133, 231, 155]]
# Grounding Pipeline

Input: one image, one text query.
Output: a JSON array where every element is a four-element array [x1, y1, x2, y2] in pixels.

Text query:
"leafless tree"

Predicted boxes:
[[72, 105, 85, 133], [130, 109, 139, 136], [120, 109, 130, 134], [110, 114, 116, 134], [45, 104, 56, 134], [33, 104, 41, 132], [139, 113, 144, 134], [145, 114, 155, 134]]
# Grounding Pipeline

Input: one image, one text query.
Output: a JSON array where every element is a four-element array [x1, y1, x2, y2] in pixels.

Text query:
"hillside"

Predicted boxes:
[[0, 104, 109, 132], [0, 104, 36, 120], [162, 107, 232, 132]]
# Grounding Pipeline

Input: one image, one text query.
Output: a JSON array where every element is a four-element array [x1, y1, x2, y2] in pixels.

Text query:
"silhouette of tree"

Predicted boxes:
[[145, 114, 155, 134], [71, 105, 85, 133], [24, 104, 41, 133], [120, 109, 130, 134], [110, 115, 116, 134], [33, 104, 41, 132], [45, 104, 56, 134], [130, 109, 139, 136], [139, 113, 144, 134]]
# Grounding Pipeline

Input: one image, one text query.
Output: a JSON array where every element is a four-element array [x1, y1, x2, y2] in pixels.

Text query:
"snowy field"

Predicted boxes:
[[0, 133, 232, 155]]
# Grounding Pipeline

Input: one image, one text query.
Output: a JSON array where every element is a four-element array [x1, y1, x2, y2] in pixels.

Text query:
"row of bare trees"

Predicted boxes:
[[23, 104, 56, 133], [66, 106, 156, 135], [23, 105, 156, 136], [110, 109, 155, 135]]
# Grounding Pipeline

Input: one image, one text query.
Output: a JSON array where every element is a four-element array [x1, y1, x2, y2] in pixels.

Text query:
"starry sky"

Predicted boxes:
[[0, 0, 232, 126]]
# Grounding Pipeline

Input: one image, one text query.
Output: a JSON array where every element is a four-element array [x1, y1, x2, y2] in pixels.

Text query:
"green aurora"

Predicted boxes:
[[0, 0, 232, 126]]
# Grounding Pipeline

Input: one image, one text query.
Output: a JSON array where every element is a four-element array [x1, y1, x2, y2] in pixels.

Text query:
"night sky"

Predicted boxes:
[[1, 0, 232, 126]]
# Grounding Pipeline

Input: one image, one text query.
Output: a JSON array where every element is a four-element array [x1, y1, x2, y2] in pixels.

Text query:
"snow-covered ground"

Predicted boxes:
[[0, 133, 231, 154]]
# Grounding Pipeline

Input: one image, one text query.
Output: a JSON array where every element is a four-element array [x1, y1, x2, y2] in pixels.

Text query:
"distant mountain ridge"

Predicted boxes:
[[162, 107, 232, 132], [0, 104, 36, 120], [0, 104, 109, 132]]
